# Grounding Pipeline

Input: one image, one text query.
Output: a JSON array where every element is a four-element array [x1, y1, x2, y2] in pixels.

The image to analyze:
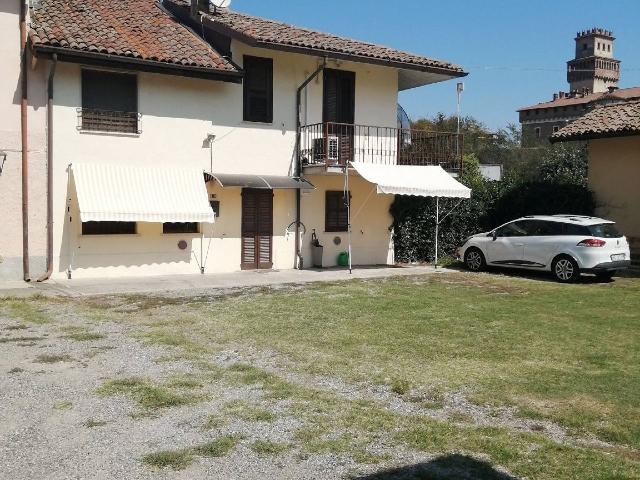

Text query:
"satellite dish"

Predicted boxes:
[[210, 0, 231, 8]]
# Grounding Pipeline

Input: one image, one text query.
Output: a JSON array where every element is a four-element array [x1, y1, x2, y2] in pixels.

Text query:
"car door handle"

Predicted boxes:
[[514, 243, 524, 246]]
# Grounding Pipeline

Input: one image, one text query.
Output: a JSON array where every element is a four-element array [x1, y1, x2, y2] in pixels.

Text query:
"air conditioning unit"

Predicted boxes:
[[313, 135, 340, 163]]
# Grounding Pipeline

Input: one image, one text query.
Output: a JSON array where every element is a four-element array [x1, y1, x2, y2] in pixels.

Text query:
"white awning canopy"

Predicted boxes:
[[351, 162, 471, 198], [71, 163, 216, 223]]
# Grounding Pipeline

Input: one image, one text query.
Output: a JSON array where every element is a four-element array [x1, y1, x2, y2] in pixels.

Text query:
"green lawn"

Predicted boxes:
[[3, 272, 639, 478]]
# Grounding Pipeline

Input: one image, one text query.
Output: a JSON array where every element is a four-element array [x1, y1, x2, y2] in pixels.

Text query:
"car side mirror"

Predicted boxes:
[[492, 231, 498, 241]]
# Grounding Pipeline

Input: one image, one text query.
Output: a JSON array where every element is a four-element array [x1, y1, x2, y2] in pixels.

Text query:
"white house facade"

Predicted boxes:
[[0, 0, 466, 281]]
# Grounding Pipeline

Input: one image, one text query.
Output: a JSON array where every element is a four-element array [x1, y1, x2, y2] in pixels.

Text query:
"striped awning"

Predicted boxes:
[[351, 162, 471, 198], [71, 163, 216, 223]]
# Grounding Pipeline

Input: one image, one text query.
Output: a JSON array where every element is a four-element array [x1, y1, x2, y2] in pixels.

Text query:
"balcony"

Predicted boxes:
[[299, 122, 463, 173]]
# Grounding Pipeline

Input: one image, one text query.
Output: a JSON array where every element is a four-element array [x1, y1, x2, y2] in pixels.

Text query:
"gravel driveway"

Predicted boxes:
[[0, 287, 542, 480]]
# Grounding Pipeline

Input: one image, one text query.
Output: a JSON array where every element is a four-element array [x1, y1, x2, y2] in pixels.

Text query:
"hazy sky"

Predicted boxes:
[[230, 0, 640, 130]]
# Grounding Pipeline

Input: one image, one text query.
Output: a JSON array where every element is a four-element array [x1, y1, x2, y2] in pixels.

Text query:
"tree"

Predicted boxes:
[[389, 118, 594, 263], [410, 113, 586, 182]]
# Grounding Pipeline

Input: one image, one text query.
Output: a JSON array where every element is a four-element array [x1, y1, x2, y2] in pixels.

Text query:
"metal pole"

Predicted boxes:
[[200, 229, 204, 274], [20, 0, 30, 282], [435, 197, 439, 269], [294, 59, 326, 269], [456, 82, 464, 159], [346, 163, 352, 275]]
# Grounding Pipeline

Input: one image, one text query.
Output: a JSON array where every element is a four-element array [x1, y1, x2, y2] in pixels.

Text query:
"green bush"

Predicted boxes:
[[391, 146, 595, 263]]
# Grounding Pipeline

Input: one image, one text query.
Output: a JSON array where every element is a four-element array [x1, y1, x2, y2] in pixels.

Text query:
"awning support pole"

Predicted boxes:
[[435, 197, 439, 269], [434, 197, 465, 269], [200, 228, 205, 274], [346, 162, 352, 275], [66, 164, 73, 279]]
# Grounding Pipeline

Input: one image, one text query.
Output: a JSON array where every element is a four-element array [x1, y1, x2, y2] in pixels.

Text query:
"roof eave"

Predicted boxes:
[[253, 40, 468, 77], [200, 13, 466, 79], [550, 130, 640, 143], [31, 44, 243, 83]]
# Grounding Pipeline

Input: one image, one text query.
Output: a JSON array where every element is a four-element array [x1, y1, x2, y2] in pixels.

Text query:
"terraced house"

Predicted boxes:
[[0, 0, 466, 280]]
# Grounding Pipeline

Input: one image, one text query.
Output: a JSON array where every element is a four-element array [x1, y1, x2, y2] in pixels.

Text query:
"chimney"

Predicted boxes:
[[191, 0, 210, 17], [553, 93, 558, 101]]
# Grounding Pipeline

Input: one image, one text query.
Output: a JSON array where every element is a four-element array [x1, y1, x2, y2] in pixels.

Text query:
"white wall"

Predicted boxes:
[[42, 43, 400, 278], [301, 174, 394, 268], [0, 0, 48, 280]]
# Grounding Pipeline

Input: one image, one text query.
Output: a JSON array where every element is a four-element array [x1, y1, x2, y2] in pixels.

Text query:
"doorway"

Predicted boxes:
[[323, 68, 355, 165], [241, 188, 273, 270]]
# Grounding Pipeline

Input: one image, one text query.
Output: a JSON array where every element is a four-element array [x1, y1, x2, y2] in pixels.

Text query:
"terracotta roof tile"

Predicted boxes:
[[195, 5, 464, 74], [518, 86, 640, 112], [29, 0, 239, 74], [551, 100, 640, 141]]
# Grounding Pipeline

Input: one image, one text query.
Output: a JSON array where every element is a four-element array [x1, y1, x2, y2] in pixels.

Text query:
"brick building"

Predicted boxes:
[[518, 28, 640, 147]]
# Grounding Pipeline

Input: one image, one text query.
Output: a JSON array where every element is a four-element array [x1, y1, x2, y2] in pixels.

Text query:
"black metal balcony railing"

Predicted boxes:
[[77, 108, 141, 134], [299, 122, 463, 171]]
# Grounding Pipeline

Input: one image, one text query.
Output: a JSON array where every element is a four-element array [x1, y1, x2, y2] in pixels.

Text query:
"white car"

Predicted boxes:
[[457, 215, 631, 282]]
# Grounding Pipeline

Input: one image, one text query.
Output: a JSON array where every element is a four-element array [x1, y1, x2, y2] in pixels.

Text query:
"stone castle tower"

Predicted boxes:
[[567, 28, 620, 94]]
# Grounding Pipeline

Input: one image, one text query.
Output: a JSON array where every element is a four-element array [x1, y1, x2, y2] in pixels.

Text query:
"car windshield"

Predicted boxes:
[[588, 223, 622, 238]]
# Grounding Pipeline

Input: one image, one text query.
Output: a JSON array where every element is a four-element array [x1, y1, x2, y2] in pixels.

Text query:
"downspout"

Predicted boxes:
[[37, 54, 57, 282], [294, 58, 326, 269], [20, 0, 30, 281]]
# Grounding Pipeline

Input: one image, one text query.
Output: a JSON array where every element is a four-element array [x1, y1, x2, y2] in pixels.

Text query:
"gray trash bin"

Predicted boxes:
[[311, 230, 323, 268], [312, 245, 323, 268]]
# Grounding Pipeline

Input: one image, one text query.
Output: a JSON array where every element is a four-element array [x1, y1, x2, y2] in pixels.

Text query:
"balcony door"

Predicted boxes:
[[241, 189, 273, 270], [323, 69, 355, 165]]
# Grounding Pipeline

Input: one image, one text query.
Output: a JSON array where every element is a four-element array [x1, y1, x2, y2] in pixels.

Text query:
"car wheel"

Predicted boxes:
[[595, 270, 616, 281], [464, 248, 486, 272], [552, 255, 580, 283]]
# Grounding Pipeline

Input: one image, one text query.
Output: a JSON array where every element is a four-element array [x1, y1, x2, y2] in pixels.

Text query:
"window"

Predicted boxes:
[[210, 200, 220, 218], [82, 221, 136, 235], [553, 125, 560, 133], [525, 220, 563, 236], [243, 56, 273, 123], [588, 223, 622, 238], [81, 70, 138, 133], [535, 127, 541, 138], [495, 221, 528, 237], [163, 223, 199, 234], [608, 44, 611, 52], [563, 223, 590, 236], [325, 191, 350, 232]]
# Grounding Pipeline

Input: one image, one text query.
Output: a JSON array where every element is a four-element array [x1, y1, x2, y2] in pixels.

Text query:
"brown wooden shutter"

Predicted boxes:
[[323, 69, 355, 124], [325, 191, 350, 232], [243, 56, 273, 123], [256, 189, 273, 269], [241, 189, 273, 269], [241, 189, 258, 269], [323, 70, 339, 123], [323, 69, 355, 164]]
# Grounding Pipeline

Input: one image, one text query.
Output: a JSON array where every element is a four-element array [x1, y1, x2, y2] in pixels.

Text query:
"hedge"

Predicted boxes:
[[390, 148, 595, 263]]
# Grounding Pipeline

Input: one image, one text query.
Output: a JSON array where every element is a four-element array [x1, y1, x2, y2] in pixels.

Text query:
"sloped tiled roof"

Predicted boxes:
[[518, 86, 640, 112], [29, 0, 240, 77], [551, 100, 640, 141], [195, 5, 464, 75]]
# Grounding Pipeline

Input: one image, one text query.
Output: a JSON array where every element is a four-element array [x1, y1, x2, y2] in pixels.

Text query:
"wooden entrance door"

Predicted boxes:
[[241, 188, 273, 270]]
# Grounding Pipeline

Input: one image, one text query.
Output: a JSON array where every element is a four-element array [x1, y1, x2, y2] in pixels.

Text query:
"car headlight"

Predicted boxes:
[[461, 236, 472, 247]]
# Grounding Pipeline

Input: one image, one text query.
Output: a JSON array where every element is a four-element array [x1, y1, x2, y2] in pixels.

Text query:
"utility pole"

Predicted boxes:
[[456, 82, 464, 158]]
